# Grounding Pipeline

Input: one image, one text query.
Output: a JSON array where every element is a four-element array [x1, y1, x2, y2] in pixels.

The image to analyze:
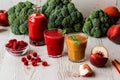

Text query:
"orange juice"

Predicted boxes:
[[66, 33, 88, 62]]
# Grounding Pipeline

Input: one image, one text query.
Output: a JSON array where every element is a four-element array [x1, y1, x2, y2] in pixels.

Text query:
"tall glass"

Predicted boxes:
[[44, 29, 64, 58], [66, 33, 88, 62]]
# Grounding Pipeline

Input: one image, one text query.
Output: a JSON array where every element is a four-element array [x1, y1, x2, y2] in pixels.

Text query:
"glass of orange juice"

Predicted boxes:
[[66, 33, 88, 62]]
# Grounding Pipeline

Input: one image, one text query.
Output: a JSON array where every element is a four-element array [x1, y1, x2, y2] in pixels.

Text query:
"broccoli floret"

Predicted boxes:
[[74, 23, 83, 32], [61, 6, 69, 17], [41, 2, 48, 13], [63, 28, 74, 33], [63, 0, 70, 4], [11, 26, 21, 35], [8, 14, 16, 24], [55, 15, 63, 26], [67, 3, 77, 13], [48, 0, 56, 6], [8, 1, 34, 35], [25, 1, 33, 8], [42, 0, 83, 33], [19, 7, 28, 16], [17, 2, 26, 8], [83, 10, 114, 38], [62, 16, 71, 27], [27, 9, 34, 15], [55, 0, 61, 4], [48, 22, 56, 29], [19, 21, 28, 34], [8, 6, 15, 15], [70, 12, 78, 23]]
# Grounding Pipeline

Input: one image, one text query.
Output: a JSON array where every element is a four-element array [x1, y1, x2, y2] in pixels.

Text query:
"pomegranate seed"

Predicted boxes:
[[12, 42, 18, 49], [18, 40, 27, 46], [27, 54, 32, 60], [21, 57, 27, 62], [9, 39, 17, 43], [24, 61, 28, 66], [31, 58, 35, 62], [32, 52, 37, 57], [42, 61, 48, 66], [36, 57, 41, 62], [32, 61, 37, 66]]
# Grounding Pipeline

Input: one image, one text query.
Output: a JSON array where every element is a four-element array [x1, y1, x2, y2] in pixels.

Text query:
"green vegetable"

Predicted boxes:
[[8, 1, 34, 35], [70, 35, 80, 45], [42, 0, 83, 33], [82, 10, 114, 38], [61, 29, 67, 36]]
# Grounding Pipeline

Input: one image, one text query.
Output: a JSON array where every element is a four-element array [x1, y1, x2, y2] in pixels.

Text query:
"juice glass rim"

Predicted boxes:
[[44, 29, 64, 38], [65, 33, 88, 44], [66, 33, 88, 39]]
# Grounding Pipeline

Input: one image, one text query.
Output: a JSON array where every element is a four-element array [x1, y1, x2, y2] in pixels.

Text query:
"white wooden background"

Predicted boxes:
[[0, 0, 120, 80]]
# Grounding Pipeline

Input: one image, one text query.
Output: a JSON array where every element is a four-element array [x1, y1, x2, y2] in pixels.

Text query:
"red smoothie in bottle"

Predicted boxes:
[[28, 13, 47, 46], [44, 29, 64, 57]]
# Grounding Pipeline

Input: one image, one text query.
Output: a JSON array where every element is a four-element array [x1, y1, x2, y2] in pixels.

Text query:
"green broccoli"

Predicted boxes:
[[19, 21, 28, 34], [25, 1, 33, 8], [8, 1, 34, 35], [82, 10, 114, 38], [42, 0, 83, 33], [8, 6, 15, 15], [63, 28, 74, 33]]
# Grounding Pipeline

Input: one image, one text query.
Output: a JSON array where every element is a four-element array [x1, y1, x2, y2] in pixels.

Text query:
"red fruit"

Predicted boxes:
[[104, 6, 120, 22], [41, 61, 48, 66], [107, 25, 120, 44], [79, 63, 93, 77], [32, 61, 37, 66], [12, 42, 18, 49], [90, 46, 109, 67], [32, 52, 37, 57], [0, 10, 9, 26], [5, 43, 9, 48], [9, 39, 17, 44], [35, 57, 41, 62], [18, 40, 27, 46], [90, 54, 108, 67], [17, 46, 23, 50], [6, 43, 13, 48], [6, 39, 17, 48], [27, 55, 32, 60], [21, 57, 27, 62], [24, 61, 28, 66], [31, 58, 35, 62]]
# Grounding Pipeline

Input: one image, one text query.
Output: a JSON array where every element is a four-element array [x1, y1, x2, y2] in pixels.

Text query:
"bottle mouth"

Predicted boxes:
[[32, 5, 41, 13]]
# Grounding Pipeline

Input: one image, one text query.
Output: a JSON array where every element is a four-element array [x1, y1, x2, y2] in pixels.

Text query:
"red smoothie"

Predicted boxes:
[[44, 29, 64, 57], [28, 13, 47, 46]]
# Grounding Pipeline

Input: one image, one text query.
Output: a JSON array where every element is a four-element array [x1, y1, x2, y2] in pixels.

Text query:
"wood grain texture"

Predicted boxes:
[[0, 0, 120, 80]]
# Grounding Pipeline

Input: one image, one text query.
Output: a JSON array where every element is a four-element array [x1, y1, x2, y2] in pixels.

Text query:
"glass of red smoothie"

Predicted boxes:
[[44, 29, 64, 58]]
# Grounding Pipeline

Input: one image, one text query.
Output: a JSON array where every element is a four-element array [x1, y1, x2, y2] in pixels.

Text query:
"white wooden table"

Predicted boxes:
[[0, 0, 120, 80], [0, 26, 120, 80]]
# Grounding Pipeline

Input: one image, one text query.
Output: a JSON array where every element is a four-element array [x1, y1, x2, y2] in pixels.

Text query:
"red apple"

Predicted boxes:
[[0, 10, 9, 26], [107, 25, 120, 44], [90, 46, 109, 67], [79, 63, 93, 77], [103, 6, 120, 22]]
